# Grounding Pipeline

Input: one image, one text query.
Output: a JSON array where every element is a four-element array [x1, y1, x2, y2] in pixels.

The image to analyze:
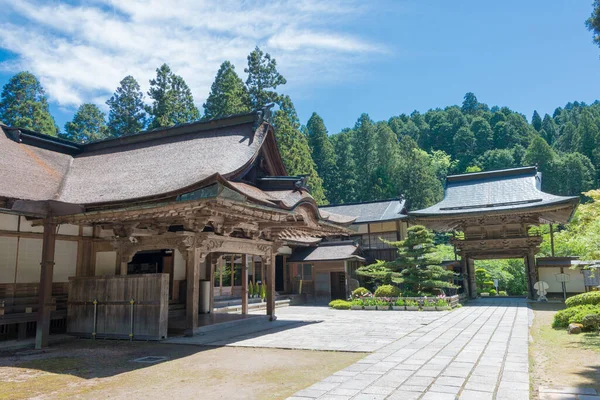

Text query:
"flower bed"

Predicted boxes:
[[347, 295, 460, 311]]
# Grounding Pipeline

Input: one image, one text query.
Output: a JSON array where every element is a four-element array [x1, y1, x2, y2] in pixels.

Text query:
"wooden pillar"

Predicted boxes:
[[527, 250, 537, 299], [251, 257, 255, 284], [209, 254, 217, 312], [461, 256, 470, 298], [35, 218, 57, 349], [466, 256, 476, 299], [264, 253, 276, 321], [219, 256, 223, 296], [549, 224, 555, 257], [241, 255, 248, 314], [283, 255, 289, 293], [185, 249, 199, 336], [230, 254, 234, 291]]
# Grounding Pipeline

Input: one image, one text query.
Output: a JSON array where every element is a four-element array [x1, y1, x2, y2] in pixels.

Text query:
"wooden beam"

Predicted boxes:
[[241, 254, 248, 314], [35, 218, 57, 349], [185, 249, 199, 336]]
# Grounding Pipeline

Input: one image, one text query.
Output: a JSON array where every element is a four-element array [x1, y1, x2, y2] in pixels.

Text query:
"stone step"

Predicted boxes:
[[213, 299, 291, 314]]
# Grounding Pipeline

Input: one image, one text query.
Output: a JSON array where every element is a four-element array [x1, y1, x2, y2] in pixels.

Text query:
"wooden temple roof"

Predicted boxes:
[[410, 166, 579, 229], [287, 241, 365, 262], [0, 110, 352, 238], [320, 198, 407, 224]]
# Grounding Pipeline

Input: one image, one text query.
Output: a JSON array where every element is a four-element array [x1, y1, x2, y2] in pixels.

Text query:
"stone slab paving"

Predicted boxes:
[[165, 306, 444, 352], [289, 299, 531, 400], [539, 386, 600, 400]]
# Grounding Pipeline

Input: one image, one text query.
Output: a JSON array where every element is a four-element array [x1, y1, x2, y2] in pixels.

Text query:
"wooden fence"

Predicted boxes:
[[68, 274, 169, 340]]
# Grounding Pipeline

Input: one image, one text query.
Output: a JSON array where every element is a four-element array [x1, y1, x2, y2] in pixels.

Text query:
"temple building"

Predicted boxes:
[[0, 109, 353, 348], [410, 167, 580, 299]]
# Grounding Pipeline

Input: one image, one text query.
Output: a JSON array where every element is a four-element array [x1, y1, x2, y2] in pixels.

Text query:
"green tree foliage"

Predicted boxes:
[[329, 131, 357, 204], [306, 113, 338, 201], [351, 114, 379, 201], [272, 96, 326, 204], [245, 47, 287, 109], [540, 190, 600, 260], [531, 110, 542, 131], [356, 225, 458, 296], [203, 61, 251, 119], [461, 92, 479, 115], [586, 0, 600, 48], [523, 136, 556, 191], [147, 64, 200, 129], [475, 259, 527, 295], [106, 75, 147, 136], [62, 103, 108, 143], [0, 72, 57, 135]]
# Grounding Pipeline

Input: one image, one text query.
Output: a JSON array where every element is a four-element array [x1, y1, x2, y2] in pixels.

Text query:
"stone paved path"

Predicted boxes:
[[289, 299, 531, 400]]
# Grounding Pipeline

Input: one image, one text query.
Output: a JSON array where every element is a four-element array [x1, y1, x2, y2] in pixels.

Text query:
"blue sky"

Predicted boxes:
[[0, 0, 599, 134]]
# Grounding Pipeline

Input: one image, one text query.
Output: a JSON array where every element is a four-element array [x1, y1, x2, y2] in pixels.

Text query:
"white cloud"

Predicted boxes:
[[0, 0, 384, 111]]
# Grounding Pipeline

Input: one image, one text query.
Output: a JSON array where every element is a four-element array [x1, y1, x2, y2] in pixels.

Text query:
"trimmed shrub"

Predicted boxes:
[[329, 300, 351, 310], [498, 291, 508, 296], [352, 287, 371, 298], [553, 305, 600, 328], [374, 285, 401, 298], [565, 292, 600, 308], [488, 289, 497, 296], [582, 314, 600, 332]]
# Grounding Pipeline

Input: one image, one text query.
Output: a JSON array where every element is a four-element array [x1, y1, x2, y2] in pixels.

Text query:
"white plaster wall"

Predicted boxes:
[[0, 213, 19, 231], [0, 237, 17, 283], [57, 224, 79, 236], [173, 249, 186, 280], [539, 267, 586, 293], [95, 251, 116, 276], [19, 217, 44, 233], [82, 226, 93, 237], [16, 238, 43, 283], [54, 240, 77, 282]]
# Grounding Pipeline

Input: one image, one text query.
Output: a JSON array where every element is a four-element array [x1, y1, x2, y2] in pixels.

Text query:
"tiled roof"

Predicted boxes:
[[287, 241, 364, 262], [409, 167, 579, 218], [320, 199, 407, 224]]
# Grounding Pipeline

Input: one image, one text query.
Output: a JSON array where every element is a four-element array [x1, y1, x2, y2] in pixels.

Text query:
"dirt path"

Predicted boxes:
[[529, 303, 600, 399], [0, 340, 364, 400]]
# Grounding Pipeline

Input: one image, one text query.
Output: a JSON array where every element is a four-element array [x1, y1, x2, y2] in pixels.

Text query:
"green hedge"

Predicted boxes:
[[565, 292, 600, 308], [553, 304, 600, 328], [374, 285, 400, 297], [329, 299, 351, 310]]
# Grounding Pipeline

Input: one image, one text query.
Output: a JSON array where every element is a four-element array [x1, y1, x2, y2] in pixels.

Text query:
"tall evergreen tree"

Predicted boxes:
[[351, 114, 379, 201], [147, 64, 200, 129], [0, 71, 57, 135], [461, 92, 479, 115], [397, 137, 443, 209], [203, 61, 250, 119], [471, 117, 493, 155], [272, 96, 326, 204], [586, 1, 600, 48], [453, 125, 476, 170], [372, 122, 401, 199], [576, 110, 599, 166], [245, 47, 287, 109], [541, 114, 558, 145], [106, 75, 147, 136], [531, 110, 542, 131], [330, 131, 357, 204], [62, 103, 108, 143], [523, 136, 557, 191], [306, 113, 338, 201]]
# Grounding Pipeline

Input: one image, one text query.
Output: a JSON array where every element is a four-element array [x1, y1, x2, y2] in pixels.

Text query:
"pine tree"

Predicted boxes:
[[471, 117, 493, 156], [397, 137, 443, 209], [62, 103, 108, 143], [245, 47, 287, 109], [461, 92, 479, 115], [351, 114, 379, 201], [272, 96, 327, 204], [147, 64, 200, 129], [0, 71, 57, 135], [106, 75, 147, 136], [371, 122, 401, 199], [524, 136, 557, 191], [306, 113, 338, 201], [541, 114, 558, 145], [531, 110, 542, 131], [203, 61, 250, 119], [357, 225, 458, 296], [453, 125, 476, 170], [330, 131, 357, 204], [576, 110, 599, 165]]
